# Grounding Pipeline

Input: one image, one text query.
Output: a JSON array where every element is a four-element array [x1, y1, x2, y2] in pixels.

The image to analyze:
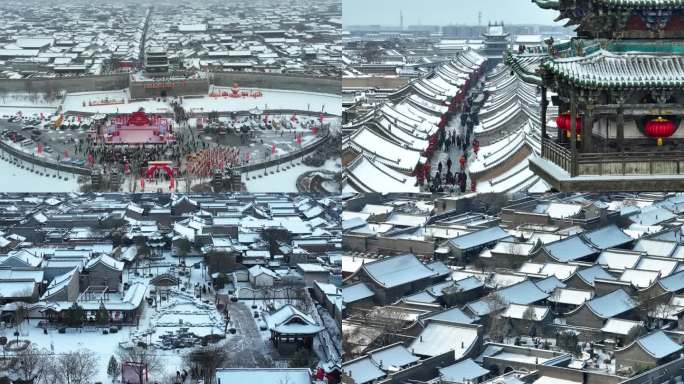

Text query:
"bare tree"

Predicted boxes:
[[12, 346, 52, 384], [14, 302, 28, 338], [53, 349, 98, 384], [485, 293, 508, 342], [117, 346, 163, 384], [184, 345, 227, 383]]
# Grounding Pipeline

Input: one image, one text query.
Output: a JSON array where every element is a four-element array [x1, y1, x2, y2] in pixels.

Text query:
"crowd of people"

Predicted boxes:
[[422, 92, 481, 193]]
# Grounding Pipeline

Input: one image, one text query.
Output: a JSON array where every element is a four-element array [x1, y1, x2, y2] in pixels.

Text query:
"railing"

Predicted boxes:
[[578, 151, 684, 176], [235, 124, 332, 173], [541, 138, 573, 174], [541, 138, 684, 177], [0, 140, 92, 176]]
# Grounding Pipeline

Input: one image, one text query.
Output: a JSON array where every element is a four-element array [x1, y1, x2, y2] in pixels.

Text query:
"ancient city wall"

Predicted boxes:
[[211, 72, 340, 95], [0, 72, 340, 96], [129, 78, 210, 99], [0, 74, 130, 94]]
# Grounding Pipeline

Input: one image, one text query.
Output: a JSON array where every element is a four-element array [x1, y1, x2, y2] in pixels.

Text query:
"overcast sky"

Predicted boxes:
[[343, 0, 559, 26]]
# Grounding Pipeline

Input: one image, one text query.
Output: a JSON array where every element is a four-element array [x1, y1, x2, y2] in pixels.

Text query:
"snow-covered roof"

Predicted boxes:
[[424, 307, 479, 324], [597, 249, 642, 271], [0, 268, 43, 283], [601, 318, 643, 336], [619, 269, 660, 289], [501, 303, 549, 321], [582, 225, 632, 250], [297, 263, 328, 273], [548, 288, 593, 306], [448, 226, 511, 250], [215, 368, 312, 384], [248, 265, 278, 279], [544, 235, 597, 262], [409, 322, 478, 359], [0, 280, 36, 298], [621, 331, 683, 359], [439, 358, 489, 383], [658, 270, 684, 292], [360, 254, 438, 288], [575, 265, 615, 286], [584, 289, 637, 319], [535, 275, 566, 294], [266, 304, 323, 335], [633, 239, 677, 257], [1, 250, 43, 267], [544, 202, 582, 219], [403, 291, 437, 304], [41, 267, 78, 300], [342, 357, 385, 384], [85, 254, 124, 272], [497, 279, 549, 305], [635, 257, 678, 277], [492, 241, 536, 256], [369, 344, 419, 370], [520, 262, 577, 281], [342, 282, 375, 303]]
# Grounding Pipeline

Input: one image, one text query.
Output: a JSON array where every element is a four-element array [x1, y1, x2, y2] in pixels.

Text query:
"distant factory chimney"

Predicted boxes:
[[400, 10, 404, 30]]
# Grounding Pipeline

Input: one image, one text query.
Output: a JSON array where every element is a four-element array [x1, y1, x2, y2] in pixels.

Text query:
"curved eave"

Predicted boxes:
[[504, 51, 544, 87], [541, 61, 684, 91], [596, 0, 684, 10], [533, 0, 560, 9]]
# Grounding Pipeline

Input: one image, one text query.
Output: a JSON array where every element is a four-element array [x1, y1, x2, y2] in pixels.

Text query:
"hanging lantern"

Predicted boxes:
[[556, 112, 582, 138], [555, 113, 569, 131], [645, 116, 675, 146]]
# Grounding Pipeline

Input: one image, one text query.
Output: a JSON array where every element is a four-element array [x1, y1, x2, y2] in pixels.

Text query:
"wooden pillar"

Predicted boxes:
[[583, 107, 593, 153], [617, 106, 625, 152], [570, 92, 578, 176], [541, 86, 548, 139]]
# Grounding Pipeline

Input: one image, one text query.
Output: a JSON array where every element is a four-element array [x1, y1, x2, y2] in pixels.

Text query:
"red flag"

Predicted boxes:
[[64, 149, 69, 159], [140, 178, 145, 189], [271, 143, 276, 155], [37, 144, 43, 154]]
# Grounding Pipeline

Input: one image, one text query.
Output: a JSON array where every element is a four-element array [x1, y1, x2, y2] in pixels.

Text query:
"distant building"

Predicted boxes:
[[144, 47, 170, 75], [482, 22, 509, 67]]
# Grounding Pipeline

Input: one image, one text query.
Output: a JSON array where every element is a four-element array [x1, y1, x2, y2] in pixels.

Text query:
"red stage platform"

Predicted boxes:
[[106, 128, 174, 145], [103, 110, 174, 145]]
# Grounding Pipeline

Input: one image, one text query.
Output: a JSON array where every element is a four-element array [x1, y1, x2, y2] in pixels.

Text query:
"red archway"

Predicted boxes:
[[145, 161, 176, 190]]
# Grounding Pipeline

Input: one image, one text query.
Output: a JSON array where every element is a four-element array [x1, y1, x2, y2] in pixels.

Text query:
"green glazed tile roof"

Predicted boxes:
[[542, 49, 684, 88], [534, 0, 684, 9]]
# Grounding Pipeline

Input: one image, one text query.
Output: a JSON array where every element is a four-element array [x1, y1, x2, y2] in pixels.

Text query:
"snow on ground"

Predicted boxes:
[[0, 106, 58, 119], [4, 322, 135, 384], [184, 87, 342, 116], [0, 93, 61, 108], [63, 90, 171, 115], [244, 158, 341, 192], [0, 152, 81, 192]]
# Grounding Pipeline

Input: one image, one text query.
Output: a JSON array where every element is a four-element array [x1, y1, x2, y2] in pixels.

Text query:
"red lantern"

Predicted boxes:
[[555, 113, 569, 131], [645, 116, 675, 146], [556, 112, 582, 138]]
